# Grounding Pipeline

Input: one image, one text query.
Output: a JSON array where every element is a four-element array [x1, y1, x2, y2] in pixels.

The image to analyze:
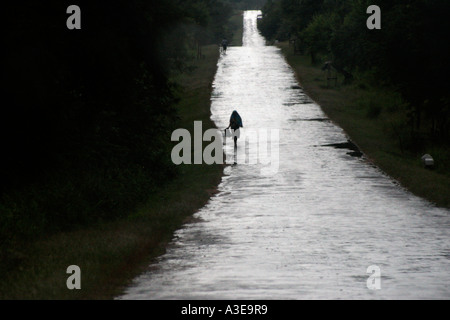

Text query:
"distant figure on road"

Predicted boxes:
[[226, 110, 243, 147], [221, 38, 228, 53]]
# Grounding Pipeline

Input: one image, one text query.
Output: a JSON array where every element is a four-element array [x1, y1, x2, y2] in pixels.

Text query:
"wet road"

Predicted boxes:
[[119, 11, 450, 300]]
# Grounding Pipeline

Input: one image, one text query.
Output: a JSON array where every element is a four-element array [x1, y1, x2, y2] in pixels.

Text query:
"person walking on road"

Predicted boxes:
[[226, 110, 243, 147], [221, 38, 228, 53]]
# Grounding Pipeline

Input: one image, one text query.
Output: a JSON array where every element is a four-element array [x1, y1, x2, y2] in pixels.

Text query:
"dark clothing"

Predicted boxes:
[[229, 111, 243, 130], [227, 111, 242, 146], [230, 119, 240, 130], [222, 39, 228, 51]]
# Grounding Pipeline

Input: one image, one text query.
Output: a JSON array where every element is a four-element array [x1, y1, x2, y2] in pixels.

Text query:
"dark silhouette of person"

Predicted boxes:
[[226, 110, 243, 147], [222, 38, 228, 53]]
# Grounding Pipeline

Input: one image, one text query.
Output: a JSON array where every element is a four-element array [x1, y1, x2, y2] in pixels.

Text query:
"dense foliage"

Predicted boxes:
[[1, 0, 236, 247], [258, 0, 450, 150], [226, 0, 265, 9]]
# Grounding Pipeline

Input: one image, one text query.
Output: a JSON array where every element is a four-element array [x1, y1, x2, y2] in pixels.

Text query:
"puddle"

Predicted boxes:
[[320, 140, 364, 158]]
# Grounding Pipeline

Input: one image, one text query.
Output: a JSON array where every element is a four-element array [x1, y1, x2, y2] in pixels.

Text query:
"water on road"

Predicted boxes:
[[119, 11, 450, 300]]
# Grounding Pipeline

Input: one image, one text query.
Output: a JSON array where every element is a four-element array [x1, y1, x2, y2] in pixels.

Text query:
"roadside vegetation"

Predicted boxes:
[[1, 1, 245, 299], [258, 0, 450, 208]]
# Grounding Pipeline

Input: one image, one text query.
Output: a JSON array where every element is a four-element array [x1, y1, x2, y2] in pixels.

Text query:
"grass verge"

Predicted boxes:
[[0, 44, 226, 300], [277, 41, 450, 209], [229, 10, 244, 46]]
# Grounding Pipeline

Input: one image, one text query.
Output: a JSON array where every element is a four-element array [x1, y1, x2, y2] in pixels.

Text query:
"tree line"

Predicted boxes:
[[1, 0, 238, 251], [258, 0, 450, 151]]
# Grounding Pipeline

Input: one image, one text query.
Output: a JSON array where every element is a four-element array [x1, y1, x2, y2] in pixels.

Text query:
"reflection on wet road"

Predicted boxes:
[[119, 11, 449, 300]]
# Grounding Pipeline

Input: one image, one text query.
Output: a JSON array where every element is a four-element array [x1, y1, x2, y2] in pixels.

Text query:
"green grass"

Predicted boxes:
[[277, 41, 450, 209], [229, 11, 244, 47], [0, 44, 227, 300], [0, 11, 244, 300]]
